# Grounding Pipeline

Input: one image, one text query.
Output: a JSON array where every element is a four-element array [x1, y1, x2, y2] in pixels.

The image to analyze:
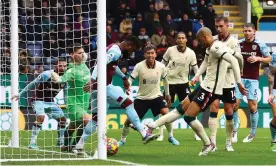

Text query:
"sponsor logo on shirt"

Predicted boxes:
[[142, 79, 158, 84]]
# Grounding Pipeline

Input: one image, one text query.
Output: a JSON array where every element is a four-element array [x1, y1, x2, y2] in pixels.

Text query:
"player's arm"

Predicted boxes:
[[161, 67, 171, 107], [161, 48, 170, 66], [191, 52, 202, 83], [128, 63, 139, 86], [107, 47, 121, 64], [115, 66, 130, 90], [12, 71, 50, 100], [52, 68, 74, 83], [232, 51, 244, 72], [259, 42, 271, 63], [191, 55, 207, 85]]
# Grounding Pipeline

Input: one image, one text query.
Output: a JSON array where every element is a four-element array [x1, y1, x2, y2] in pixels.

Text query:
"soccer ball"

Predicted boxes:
[[106, 138, 119, 156]]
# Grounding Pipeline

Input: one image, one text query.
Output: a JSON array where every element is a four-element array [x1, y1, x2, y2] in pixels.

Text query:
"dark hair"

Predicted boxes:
[[144, 44, 156, 52], [176, 31, 186, 38], [244, 23, 255, 29], [67, 43, 82, 54], [55, 57, 67, 65], [125, 35, 141, 50], [215, 15, 229, 23]]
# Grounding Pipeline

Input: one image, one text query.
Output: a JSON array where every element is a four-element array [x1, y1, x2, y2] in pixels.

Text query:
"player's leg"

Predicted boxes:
[[29, 101, 46, 149], [62, 110, 78, 151], [107, 84, 158, 143], [50, 105, 66, 147], [118, 99, 148, 146], [208, 99, 220, 150], [269, 93, 276, 152], [153, 97, 179, 145], [243, 79, 259, 143]]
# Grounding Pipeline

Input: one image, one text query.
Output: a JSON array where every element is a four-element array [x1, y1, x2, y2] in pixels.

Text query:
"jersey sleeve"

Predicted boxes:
[[19, 71, 51, 97], [229, 38, 241, 53], [60, 68, 75, 82], [190, 51, 197, 66], [209, 41, 228, 58], [161, 65, 168, 79], [107, 46, 122, 64], [130, 63, 140, 80], [258, 42, 270, 57], [162, 47, 170, 63]]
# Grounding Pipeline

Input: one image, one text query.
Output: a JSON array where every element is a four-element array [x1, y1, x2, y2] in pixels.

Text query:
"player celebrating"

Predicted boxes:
[[268, 52, 276, 152], [84, 36, 160, 145], [148, 27, 247, 156], [204, 16, 244, 151], [233, 23, 271, 143], [12, 58, 68, 149], [51, 43, 93, 155], [118, 44, 179, 146], [158, 32, 202, 141]]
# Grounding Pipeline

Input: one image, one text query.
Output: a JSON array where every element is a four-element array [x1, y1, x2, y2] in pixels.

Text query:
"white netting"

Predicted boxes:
[[0, 0, 99, 161]]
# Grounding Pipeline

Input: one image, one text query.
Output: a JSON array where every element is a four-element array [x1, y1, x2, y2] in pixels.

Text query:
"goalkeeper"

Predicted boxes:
[[11, 57, 68, 149], [51, 43, 93, 154]]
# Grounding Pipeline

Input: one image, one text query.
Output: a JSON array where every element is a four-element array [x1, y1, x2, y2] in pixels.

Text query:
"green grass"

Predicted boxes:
[[1, 128, 276, 165]]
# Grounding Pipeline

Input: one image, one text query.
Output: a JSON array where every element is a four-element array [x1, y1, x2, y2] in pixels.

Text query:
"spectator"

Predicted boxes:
[[162, 14, 178, 35], [193, 18, 204, 35], [166, 29, 176, 46], [144, 3, 155, 35], [155, 0, 164, 11], [18, 25, 27, 49], [151, 27, 166, 46], [203, 3, 217, 35], [127, 0, 137, 17], [138, 27, 150, 41], [74, 15, 88, 33], [156, 38, 169, 61], [106, 25, 120, 46], [0, 47, 11, 74], [198, 0, 207, 17], [115, 1, 130, 27], [178, 13, 193, 36], [133, 13, 146, 36], [121, 27, 133, 41], [151, 13, 162, 34], [191, 9, 200, 21], [186, 31, 193, 47], [119, 16, 132, 34], [42, 12, 56, 33], [107, 18, 117, 31], [190, 0, 198, 11], [158, 2, 173, 26], [190, 39, 205, 66], [19, 49, 30, 73]]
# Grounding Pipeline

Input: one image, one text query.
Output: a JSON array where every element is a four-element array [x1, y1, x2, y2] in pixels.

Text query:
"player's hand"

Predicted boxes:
[[190, 76, 199, 86], [247, 56, 260, 63], [165, 95, 172, 108], [51, 72, 61, 83], [238, 83, 248, 96], [83, 80, 93, 92], [123, 79, 130, 91], [11, 95, 19, 101], [268, 94, 275, 105]]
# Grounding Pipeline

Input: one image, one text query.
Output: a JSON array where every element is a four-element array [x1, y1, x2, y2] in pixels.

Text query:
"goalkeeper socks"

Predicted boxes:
[[270, 122, 276, 142], [64, 128, 74, 147], [72, 124, 84, 146], [125, 104, 145, 137], [250, 110, 259, 136], [76, 120, 97, 149], [184, 116, 210, 146], [165, 123, 173, 137], [208, 112, 218, 145], [30, 124, 41, 145], [233, 109, 239, 132]]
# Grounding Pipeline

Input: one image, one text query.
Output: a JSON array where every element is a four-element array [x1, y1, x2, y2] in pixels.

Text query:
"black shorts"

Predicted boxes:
[[169, 83, 191, 103], [188, 86, 221, 111], [221, 87, 236, 104], [134, 96, 167, 119]]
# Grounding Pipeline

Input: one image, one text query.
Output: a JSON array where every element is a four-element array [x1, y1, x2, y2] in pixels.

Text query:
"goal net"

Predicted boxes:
[[0, 0, 103, 161]]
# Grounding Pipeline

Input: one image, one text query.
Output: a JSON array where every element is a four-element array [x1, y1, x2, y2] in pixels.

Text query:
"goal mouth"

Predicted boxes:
[[0, 0, 106, 161]]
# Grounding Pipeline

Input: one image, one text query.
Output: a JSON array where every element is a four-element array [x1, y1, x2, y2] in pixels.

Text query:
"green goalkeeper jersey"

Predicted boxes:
[[60, 63, 91, 111]]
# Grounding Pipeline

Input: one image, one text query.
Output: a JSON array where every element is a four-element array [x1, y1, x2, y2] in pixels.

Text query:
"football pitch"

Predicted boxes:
[[1, 128, 275, 165]]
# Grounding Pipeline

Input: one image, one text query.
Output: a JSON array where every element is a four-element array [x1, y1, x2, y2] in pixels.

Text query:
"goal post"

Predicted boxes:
[[1, 0, 107, 162]]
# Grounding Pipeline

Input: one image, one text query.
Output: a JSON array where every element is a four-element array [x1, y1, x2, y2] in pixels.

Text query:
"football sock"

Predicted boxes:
[[154, 109, 181, 128], [57, 124, 65, 146], [121, 124, 130, 142], [233, 109, 239, 132], [270, 122, 276, 142], [225, 114, 233, 144], [184, 116, 210, 145], [64, 128, 75, 147], [165, 123, 173, 137], [75, 120, 97, 149], [209, 112, 218, 145], [30, 124, 41, 145], [250, 110, 259, 136]]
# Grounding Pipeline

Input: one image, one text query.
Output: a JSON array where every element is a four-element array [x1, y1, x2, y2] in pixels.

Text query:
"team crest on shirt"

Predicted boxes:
[[252, 45, 257, 50]]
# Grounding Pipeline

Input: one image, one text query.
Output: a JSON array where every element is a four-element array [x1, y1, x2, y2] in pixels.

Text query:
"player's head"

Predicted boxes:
[[176, 32, 187, 47], [215, 16, 229, 37], [67, 43, 85, 64], [144, 44, 157, 64], [243, 23, 256, 41], [124, 35, 141, 53], [54, 57, 67, 75], [196, 27, 213, 47]]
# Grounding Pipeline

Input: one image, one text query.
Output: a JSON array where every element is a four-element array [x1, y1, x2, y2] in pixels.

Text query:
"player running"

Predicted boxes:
[[147, 27, 247, 156], [12, 58, 68, 149], [233, 23, 271, 143], [203, 16, 244, 151], [83, 36, 160, 146], [118, 44, 179, 146]]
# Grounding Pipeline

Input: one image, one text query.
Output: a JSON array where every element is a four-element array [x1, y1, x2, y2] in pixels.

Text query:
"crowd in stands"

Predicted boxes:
[[0, 0, 235, 75]]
